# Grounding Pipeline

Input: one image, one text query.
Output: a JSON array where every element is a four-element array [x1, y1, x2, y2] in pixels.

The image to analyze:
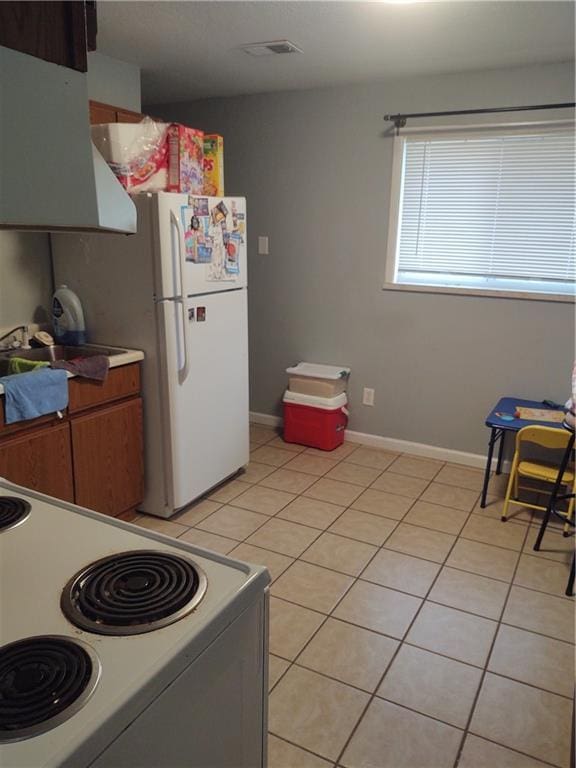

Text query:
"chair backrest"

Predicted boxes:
[[515, 425, 571, 452]]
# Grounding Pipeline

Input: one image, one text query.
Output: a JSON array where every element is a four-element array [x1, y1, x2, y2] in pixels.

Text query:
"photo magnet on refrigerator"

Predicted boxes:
[[182, 206, 213, 263], [191, 197, 209, 216], [225, 232, 241, 274]]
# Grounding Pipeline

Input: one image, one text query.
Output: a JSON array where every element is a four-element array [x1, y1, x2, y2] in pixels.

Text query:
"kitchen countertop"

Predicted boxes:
[[0, 345, 144, 396], [101, 345, 145, 369]]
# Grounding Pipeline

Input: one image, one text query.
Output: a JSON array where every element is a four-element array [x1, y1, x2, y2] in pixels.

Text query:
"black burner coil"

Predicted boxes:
[[61, 550, 206, 635], [0, 636, 97, 742], [0, 497, 30, 532]]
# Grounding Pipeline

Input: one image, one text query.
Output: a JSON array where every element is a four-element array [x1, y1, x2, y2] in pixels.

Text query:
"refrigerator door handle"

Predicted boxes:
[[170, 210, 191, 383]]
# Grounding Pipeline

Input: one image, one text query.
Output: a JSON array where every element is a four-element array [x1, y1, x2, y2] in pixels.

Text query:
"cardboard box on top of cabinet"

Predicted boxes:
[[92, 120, 204, 194], [203, 134, 225, 196]]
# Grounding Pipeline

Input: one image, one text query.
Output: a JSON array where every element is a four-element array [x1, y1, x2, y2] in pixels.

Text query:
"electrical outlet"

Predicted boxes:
[[362, 388, 375, 407]]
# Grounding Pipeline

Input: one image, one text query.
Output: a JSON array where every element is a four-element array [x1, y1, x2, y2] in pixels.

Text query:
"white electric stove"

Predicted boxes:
[[0, 480, 270, 768]]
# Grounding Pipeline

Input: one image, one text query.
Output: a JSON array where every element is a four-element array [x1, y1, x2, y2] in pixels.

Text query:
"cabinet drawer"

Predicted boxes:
[[68, 363, 141, 413], [0, 423, 74, 502], [0, 405, 63, 438]]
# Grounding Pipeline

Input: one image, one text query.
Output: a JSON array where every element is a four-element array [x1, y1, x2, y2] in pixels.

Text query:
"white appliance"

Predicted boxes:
[[0, 480, 269, 767], [52, 193, 249, 518]]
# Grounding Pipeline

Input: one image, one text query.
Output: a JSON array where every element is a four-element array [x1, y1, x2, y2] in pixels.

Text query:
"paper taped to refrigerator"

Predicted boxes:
[[181, 197, 245, 281]]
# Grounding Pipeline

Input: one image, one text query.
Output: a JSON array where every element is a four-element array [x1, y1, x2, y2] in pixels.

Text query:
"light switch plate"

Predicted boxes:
[[258, 236, 269, 255], [362, 388, 375, 407]]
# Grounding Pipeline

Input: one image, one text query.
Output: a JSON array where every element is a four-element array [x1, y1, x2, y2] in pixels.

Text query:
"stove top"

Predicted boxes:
[[0, 497, 30, 533], [61, 550, 207, 635], [0, 636, 100, 743], [0, 479, 268, 766]]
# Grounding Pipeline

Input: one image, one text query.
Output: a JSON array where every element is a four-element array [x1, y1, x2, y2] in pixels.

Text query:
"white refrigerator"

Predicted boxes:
[[52, 192, 249, 518]]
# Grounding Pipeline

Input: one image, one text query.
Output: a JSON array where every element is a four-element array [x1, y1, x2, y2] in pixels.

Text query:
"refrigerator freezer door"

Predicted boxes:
[[155, 193, 247, 299], [158, 289, 250, 512]]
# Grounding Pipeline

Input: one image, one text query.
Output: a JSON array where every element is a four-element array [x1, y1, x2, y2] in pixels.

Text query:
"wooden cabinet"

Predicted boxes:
[[0, 363, 143, 517], [89, 100, 148, 126], [89, 101, 163, 126], [89, 101, 117, 126], [72, 398, 144, 517], [0, 1, 96, 72], [116, 108, 146, 124], [0, 423, 74, 502], [68, 364, 140, 414]]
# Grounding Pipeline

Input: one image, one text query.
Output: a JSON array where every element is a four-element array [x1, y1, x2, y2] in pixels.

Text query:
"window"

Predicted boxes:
[[386, 126, 575, 298]]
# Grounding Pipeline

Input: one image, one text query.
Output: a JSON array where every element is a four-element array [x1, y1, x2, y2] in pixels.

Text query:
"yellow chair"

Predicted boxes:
[[502, 425, 575, 533]]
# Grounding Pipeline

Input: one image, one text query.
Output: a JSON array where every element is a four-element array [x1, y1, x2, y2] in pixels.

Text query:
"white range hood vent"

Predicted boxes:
[[0, 46, 136, 234]]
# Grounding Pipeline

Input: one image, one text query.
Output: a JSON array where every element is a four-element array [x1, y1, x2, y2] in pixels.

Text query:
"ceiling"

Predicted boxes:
[[96, 1, 575, 105]]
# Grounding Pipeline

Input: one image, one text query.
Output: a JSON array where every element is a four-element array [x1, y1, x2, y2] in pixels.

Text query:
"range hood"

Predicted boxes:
[[0, 46, 136, 234]]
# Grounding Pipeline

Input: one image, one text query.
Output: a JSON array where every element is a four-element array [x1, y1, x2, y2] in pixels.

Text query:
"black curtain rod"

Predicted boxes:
[[384, 102, 576, 131]]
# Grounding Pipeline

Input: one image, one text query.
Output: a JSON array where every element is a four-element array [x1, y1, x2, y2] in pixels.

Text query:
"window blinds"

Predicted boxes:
[[395, 129, 575, 294]]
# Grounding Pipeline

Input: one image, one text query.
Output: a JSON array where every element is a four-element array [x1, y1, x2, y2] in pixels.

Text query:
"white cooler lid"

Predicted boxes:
[[283, 390, 348, 409], [286, 362, 351, 380]]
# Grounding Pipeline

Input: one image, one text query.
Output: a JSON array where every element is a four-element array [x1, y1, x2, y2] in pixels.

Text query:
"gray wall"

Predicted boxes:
[[0, 232, 52, 332], [87, 52, 141, 111], [151, 62, 575, 455]]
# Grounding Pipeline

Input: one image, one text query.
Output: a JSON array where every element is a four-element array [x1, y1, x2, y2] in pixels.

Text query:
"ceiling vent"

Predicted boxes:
[[241, 40, 303, 57]]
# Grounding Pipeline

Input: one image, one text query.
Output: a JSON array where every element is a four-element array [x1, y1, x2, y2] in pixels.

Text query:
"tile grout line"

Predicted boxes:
[[331, 486, 475, 767], [278, 476, 571, 586], [264, 456, 447, 629], [253, 438, 573, 684], [171, 439, 572, 617], [158, 446, 572, 605], [451, 519, 535, 768], [139, 433, 573, 765], [266, 732, 338, 767], [226, 484, 553, 559], [266, 485, 418, 759], [282, 641, 576, 708], [270, 594, 576, 679], [454, 733, 565, 768], [201, 448, 414, 561], [246, 437, 573, 763], [265, 462, 429, 727], [192, 444, 401, 691], [222, 493, 571, 591], [179, 436, 532, 530]]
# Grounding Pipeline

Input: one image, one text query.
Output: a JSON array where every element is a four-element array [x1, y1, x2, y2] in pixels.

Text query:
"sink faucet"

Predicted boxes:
[[0, 325, 30, 350]]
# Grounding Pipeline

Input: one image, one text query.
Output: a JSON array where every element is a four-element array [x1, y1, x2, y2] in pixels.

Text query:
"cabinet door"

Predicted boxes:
[[71, 398, 143, 517], [0, 423, 74, 501], [116, 108, 145, 124], [89, 100, 117, 125], [0, 1, 88, 72]]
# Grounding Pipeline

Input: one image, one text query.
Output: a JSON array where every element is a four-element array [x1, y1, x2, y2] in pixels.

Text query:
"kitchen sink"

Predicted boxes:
[[0, 345, 127, 376]]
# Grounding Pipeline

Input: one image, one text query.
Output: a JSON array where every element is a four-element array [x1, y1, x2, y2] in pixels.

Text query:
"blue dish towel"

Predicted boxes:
[[1, 368, 69, 424]]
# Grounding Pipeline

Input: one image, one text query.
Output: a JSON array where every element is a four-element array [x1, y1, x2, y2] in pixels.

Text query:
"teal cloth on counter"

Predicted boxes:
[[1, 368, 69, 424]]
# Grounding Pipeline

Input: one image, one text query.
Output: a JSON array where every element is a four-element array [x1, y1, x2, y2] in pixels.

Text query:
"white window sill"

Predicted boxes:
[[382, 283, 575, 304]]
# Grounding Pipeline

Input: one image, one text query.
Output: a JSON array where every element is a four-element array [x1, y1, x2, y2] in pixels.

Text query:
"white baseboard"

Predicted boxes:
[[249, 411, 509, 472], [250, 412, 283, 428]]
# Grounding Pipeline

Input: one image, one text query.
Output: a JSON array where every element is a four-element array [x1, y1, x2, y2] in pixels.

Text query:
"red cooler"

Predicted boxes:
[[283, 391, 348, 451]]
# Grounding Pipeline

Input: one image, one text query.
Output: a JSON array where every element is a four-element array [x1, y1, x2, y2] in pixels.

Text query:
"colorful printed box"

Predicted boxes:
[[167, 124, 204, 194], [203, 134, 225, 196]]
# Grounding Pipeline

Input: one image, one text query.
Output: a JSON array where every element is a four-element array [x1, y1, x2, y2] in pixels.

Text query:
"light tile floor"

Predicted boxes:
[[128, 424, 575, 768]]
